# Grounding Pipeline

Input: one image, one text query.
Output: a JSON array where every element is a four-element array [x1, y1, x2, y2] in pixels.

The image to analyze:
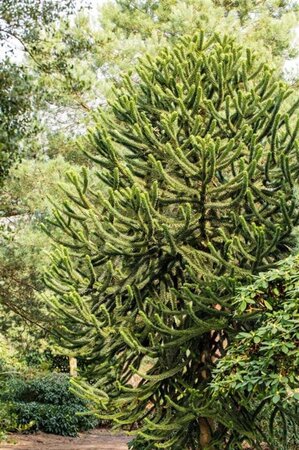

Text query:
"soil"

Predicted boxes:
[[0, 429, 130, 450]]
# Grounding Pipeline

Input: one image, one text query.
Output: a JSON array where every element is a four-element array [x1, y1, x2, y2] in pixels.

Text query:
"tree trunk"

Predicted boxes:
[[69, 356, 77, 377], [199, 417, 214, 449]]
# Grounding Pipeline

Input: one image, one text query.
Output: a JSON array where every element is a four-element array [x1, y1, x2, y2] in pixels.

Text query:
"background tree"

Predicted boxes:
[[0, 0, 76, 182], [0, 0, 75, 47], [45, 33, 299, 449], [0, 156, 91, 354], [0, 0, 77, 358], [0, 61, 36, 182]]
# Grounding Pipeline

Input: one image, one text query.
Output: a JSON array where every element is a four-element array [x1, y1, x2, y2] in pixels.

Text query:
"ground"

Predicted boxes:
[[0, 429, 130, 450]]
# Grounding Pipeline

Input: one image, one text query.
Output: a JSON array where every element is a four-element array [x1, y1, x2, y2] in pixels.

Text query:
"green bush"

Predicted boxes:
[[6, 373, 79, 405], [211, 255, 299, 449], [0, 402, 18, 436], [1, 373, 98, 436], [14, 402, 97, 436]]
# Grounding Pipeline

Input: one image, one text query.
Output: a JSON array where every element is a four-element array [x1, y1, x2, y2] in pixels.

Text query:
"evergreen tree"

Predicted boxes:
[[45, 33, 299, 449], [26, 0, 299, 144]]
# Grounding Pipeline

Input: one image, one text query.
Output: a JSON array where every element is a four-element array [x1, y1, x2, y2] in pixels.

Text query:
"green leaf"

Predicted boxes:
[[272, 395, 280, 404], [238, 332, 252, 339], [264, 300, 273, 310], [239, 300, 247, 312]]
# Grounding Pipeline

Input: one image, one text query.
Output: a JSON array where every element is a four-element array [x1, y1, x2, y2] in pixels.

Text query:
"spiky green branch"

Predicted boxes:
[[44, 32, 299, 449]]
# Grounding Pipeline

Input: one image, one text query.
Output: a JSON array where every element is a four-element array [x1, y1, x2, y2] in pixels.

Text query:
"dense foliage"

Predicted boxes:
[[212, 255, 299, 405], [0, 0, 76, 183], [0, 374, 98, 436], [0, 62, 36, 181], [0, 0, 75, 44], [211, 255, 299, 449], [45, 33, 299, 449], [1, 0, 299, 349]]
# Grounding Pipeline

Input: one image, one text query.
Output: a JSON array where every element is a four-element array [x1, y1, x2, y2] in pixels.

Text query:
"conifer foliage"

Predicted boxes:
[[45, 33, 299, 449]]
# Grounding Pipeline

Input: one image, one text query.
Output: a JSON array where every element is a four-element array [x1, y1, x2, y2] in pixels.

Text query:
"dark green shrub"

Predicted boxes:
[[14, 402, 97, 436], [10, 373, 80, 405], [1, 373, 98, 436], [0, 402, 18, 435]]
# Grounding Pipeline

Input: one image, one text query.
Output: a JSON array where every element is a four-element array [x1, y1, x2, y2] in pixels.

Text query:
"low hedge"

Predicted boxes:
[[14, 401, 97, 436], [1, 373, 98, 436]]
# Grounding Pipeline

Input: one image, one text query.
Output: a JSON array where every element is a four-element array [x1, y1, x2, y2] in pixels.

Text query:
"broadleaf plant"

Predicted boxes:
[[211, 255, 299, 449]]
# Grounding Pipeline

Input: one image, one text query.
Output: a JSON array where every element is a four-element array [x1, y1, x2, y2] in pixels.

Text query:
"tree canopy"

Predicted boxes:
[[45, 32, 299, 449]]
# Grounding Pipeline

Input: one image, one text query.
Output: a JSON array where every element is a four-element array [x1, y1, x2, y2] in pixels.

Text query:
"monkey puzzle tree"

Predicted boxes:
[[45, 33, 299, 449]]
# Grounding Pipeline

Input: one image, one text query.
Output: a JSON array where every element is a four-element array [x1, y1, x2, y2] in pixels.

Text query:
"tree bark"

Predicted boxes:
[[199, 417, 214, 449], [69, 356, 77, 377]]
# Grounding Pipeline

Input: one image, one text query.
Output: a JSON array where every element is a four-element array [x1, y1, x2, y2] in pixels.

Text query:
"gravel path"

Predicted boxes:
[[0, 429, 130, 450]]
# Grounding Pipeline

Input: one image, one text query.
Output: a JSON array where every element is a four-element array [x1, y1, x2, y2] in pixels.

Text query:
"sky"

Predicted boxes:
[[1, 0, 299, 76]]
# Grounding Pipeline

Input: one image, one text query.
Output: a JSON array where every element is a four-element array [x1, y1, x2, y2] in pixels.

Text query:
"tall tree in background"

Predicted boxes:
[[25, 0, 299, 145], [0, 0, 75, 45], [0, 62, 36, 182], [0, 0, 77, 356], [0, 0, 76, 182], [45, 33, 299, 449]]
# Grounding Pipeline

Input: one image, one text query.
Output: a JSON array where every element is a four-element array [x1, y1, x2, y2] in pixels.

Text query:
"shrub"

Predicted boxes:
[[14, 402, 97, 436], [8, 373, 79, 405], [1, 373, 98, 436], [0, 402, 18, 437], [211, 255, 299, 449]]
